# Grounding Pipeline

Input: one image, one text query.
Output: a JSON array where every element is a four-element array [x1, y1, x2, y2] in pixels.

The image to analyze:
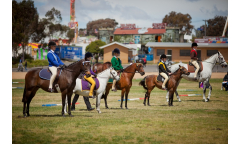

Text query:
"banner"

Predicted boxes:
[[152, 23, 167, 29]]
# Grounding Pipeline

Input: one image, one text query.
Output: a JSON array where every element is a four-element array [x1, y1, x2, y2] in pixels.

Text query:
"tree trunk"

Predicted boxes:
[[22, 44, 25, 62], [95, 55, 99, 63]]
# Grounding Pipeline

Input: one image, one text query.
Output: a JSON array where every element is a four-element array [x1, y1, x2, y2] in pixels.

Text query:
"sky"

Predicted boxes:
[[15, 0, 228, 33]]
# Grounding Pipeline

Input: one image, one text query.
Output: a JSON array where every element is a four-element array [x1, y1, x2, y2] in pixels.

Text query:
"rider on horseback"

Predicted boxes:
[[190, 42, 199, 80], [83, 52, 97, 97], [111, 48, 123, 92], [47, 41, 66, 92], [158, 54, 171, 90]]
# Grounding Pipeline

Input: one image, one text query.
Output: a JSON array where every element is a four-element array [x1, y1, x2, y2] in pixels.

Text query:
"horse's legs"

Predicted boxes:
[[168, 91, 174, 106], [61, 91, 67, 117], [104, 86, 110, 109], [97, 92, 103, 113], [125, 88, 130, 109], [120, 89, 126, 109], [22, 90, 32, 117], [26, 88, 39, 116], [67, 92, 73, 117], [143, 92, 148, 106], [207, 84, 212, 101], [166, 91, 169, 102], [175, 79, 182, 102], [202, 80, 208, 102], [147, 89, 152, 106]]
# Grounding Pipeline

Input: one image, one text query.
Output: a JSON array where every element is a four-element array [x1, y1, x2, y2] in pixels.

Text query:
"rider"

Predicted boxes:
[[83, 52, 97, 97], [111, 48, 123, 92], [190, 42, 199, 80], [158, 54, 171, 90], [47, 41, 66, 92]]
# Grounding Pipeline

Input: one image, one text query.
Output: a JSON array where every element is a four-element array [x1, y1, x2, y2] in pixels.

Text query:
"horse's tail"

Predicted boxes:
[[139, 76, 148, 90], [22, 84, 26, 102]]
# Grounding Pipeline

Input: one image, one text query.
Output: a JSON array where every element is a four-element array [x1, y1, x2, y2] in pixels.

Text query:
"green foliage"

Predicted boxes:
[[86, 40, 106, 55], [207, 16, 227, 36], [66, 29, 75, 43], [12, 53, 33, 65], [12, 59, 48, 68]]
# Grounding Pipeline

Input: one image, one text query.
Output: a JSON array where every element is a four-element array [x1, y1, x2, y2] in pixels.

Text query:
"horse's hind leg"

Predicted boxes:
[[143, 92, 147, 106], [104, 87, 110, 109], [26, 88, 39, 116], [61, 91, 67, 117], [175, 79, 182, 102], [168, 91, 174, 106], [120, 89, 126, 109], [125, 88, 130, 109], [147, 89, 153, 106], [22, 89, 32, 117], [67, 92, 73, 117]]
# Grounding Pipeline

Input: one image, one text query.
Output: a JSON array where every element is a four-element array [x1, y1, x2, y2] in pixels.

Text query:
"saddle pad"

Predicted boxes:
[[81, 78, 100, 91], [187, 62, 203, 73], [108, 72, 122, 83], [39, 69, 62, 80]]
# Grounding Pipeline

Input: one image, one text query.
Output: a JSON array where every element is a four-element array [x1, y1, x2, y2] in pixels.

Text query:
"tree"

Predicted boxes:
[[66, 29, 75, 43], [12, 0, 40, 61], [86, 18, 118, 36], [85, 40, 106, 63], [206, 16, 227, 36], [162, 11, 194, 34]]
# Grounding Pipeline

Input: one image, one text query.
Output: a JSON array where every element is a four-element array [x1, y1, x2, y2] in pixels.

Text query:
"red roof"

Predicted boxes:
[[114, 28, 141, 35], [114, 28, 166, 35], [144, 28, 166, 34]]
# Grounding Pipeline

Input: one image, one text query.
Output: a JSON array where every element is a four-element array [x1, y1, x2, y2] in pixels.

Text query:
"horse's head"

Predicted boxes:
[[83, 61, 91, 78], [110, 68, 120, 81], [179, 65, 190, 75], [217, 52, 227, 68], [136, 63, 145, 76]]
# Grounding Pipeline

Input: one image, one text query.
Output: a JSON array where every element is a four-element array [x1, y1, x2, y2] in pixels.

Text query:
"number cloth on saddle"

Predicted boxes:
[[81, 78, 100, 91], [39, 68, 62, 80], [188, 62, 203, 73]]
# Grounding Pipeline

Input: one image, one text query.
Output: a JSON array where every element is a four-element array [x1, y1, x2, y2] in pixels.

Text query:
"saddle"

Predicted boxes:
[[188, 61, 203, 73], [80, 77, 100, 91], [39, 68, 62, 81], [156, 75, 169, 88]]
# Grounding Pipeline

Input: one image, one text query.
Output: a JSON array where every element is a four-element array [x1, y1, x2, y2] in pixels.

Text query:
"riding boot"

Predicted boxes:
[[71, 94, 80, 111], [112, 79, 117, 92]]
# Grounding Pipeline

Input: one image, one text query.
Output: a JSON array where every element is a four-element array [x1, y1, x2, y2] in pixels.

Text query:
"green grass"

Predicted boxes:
[[12, 60, 49, 68], [12, 79, 228, 144]]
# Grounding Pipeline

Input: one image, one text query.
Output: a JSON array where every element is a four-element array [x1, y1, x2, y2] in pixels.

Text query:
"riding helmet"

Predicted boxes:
[[85, 52, 93, 58], [160, 54, 167, 59], [113, 48, 120, 54], [48, 41, 56, 48], [191, 42, 198, 48]]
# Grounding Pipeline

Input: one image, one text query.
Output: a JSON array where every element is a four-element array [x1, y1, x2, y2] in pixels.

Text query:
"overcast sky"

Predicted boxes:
[[16, 0, 228, 32]]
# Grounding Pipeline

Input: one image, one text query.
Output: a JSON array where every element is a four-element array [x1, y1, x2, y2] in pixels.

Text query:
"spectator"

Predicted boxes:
[[24, 60, 27, 71], [143, 56, 147, 67], [222, 72, 228, 91], [134, 54, 139, 63]]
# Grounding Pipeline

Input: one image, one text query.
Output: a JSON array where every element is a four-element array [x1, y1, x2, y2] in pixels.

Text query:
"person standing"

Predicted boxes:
[[158, 54, 171, 90], [24, 60, 27, 71], [111, 48, 123, 91], [47, 41, 66, 92], [190, 42, 199, 80]]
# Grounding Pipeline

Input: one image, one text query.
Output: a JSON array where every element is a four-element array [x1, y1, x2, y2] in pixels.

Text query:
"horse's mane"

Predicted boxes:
[[66, 59, 83, 68], [104, 62, 112, 65], [123, 63, 136, 71], [97, 68, 111, 76], [203, 52, 219, 62]]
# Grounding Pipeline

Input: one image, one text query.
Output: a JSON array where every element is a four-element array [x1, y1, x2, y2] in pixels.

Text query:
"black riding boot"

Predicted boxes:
[[71, 94, 80, 111]]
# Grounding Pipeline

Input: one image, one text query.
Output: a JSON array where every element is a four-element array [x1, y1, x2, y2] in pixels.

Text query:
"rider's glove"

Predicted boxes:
[[94, 74, 97, 78]]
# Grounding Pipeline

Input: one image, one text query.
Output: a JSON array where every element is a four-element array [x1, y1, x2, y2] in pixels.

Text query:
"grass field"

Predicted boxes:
[[12, 79, 228, 144]]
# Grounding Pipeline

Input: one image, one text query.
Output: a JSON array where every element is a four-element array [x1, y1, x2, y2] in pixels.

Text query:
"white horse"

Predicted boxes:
[[72, 68, 120, 113], [166, 52, 227, 102]]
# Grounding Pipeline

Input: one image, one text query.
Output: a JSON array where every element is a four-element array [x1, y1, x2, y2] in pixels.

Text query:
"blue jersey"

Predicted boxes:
[[47, 50, 64, 67]]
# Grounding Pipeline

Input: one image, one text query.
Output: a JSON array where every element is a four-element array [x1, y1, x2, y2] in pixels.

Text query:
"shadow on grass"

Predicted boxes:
[[184, 99, 222, 102], [18, 114, 93, 117]]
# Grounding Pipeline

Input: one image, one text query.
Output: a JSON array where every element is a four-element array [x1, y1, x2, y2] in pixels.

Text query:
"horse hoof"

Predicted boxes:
[[121, 107, 123, 109], [125, 107, 128, 109], [148, 105, 151, 106], [178, 99, 181, 102], [62, 114, 66, 117], [106, 107, 109, 109], [98, 111, 102, 114]]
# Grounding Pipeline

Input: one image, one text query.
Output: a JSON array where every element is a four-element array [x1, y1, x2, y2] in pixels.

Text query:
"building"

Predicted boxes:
[[146, 42, 228, 63], [99, 28, 114, 44], [100, 42, 140, 64]]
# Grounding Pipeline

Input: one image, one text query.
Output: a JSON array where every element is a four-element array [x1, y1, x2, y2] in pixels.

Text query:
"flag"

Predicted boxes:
[[95, 29, 98, 33]]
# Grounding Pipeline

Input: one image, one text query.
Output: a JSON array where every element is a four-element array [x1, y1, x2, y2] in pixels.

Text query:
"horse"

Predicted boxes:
[[22, 60, 91, 117], [97, 63, 145, 109], [166, 52, 227, 102], [73, 68, 120, 113], [139, 65, 190, 106], [92, 62, 112, 74]]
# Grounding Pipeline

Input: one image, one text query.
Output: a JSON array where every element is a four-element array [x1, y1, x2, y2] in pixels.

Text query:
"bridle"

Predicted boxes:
[[62, 61, 91, 73], [204, 53, 226, 65], [96, 68, 118, 80]]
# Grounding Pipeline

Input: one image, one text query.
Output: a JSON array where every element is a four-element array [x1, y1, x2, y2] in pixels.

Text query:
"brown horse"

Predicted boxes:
[[22, 60, 91, 117], [96, 63, 145, 109], [139, 65, 190, 106], [92, 62, 112, 74]]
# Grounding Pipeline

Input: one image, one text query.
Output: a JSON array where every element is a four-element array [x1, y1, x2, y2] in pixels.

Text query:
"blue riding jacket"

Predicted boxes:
[[47, 50, 64, 67]]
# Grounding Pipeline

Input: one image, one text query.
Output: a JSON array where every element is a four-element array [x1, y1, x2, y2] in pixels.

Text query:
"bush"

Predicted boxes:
[[12, 59, 49, 68], [12, 53, 33, 65]]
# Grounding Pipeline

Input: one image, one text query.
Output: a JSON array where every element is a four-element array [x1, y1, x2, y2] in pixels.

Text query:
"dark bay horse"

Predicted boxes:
[[95, 63, 145, 109], [22, 60, 91, 117], [139, 65, 190, 106]]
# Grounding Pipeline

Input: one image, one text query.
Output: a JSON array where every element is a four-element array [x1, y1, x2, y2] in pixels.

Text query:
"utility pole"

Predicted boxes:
[[203, 20, 207, 36]]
